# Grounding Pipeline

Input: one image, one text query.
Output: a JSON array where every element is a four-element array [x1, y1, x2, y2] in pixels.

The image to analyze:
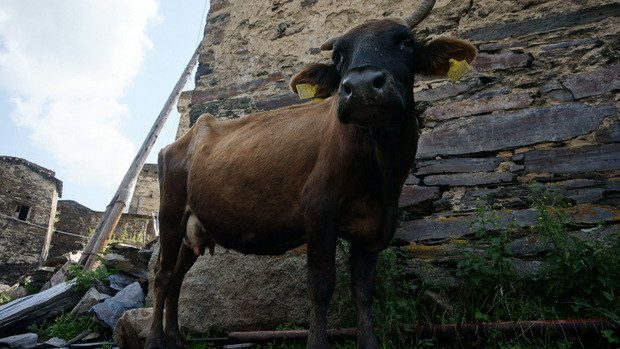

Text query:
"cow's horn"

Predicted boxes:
[[320, 35, 342, 51], [404, 0, 436, 28], [321, 0, 436, 51]]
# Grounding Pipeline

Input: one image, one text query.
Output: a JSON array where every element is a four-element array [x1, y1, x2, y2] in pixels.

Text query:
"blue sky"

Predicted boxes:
[[0, 0, 209, 211]]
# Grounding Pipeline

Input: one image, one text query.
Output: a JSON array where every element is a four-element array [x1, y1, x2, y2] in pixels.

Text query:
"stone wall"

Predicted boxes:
[[127, 164, 160, 216], [0, 156, 62, 284], [52, 200, 157, 259], [49, 200, 99, 260], [153, 0, 619, 333]]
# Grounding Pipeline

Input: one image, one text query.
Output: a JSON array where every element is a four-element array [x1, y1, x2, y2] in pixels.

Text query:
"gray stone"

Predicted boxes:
[[596, 119, 620, 143], [39, 337, 68, 348], [101, 254, 148, 280], [416, 158, 503, 175], [463, 3, 620, 41], [422, 92, 534, 121], [471, 52, 533, 72], [113, 308, 161, 349], [561, 64, 620, 99], [398, 186, 441, 216], [424, 172, 515, 186], [521, 143, 620, 174], [417, 103, 616, 159], [415, 83, 473, 103], [107, 273, 138, 292], [71, 287, 104, 315], [90, 282, 144, 330], [0, 333, 38, 349], [147, 243, 352, 334]]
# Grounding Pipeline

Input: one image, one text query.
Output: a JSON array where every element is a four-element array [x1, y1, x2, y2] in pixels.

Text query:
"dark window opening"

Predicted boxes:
[[14, 205, 30, 221]]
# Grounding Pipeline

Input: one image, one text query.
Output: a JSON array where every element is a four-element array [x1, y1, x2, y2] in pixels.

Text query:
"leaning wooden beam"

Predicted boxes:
[[80, 43, 202, 270]]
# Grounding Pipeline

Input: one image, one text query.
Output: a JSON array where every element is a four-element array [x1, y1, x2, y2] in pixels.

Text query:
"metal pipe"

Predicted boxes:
[[189, 319, 619, 344]]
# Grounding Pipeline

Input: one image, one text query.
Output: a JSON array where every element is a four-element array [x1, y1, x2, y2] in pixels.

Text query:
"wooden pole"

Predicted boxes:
[[80, 43, 202, 270]]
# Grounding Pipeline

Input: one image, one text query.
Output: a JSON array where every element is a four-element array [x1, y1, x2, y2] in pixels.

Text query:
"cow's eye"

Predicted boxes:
[[332, 52, 342, 64], [400, 38, 413, 50]]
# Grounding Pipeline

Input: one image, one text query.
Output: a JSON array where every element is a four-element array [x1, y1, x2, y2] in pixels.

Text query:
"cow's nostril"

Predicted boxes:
[[372, 74, 386, 90], [342, 83, 352, 96]]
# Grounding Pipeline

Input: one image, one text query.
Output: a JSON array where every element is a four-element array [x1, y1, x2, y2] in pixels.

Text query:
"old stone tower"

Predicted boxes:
[[0, 156, 62, 284]]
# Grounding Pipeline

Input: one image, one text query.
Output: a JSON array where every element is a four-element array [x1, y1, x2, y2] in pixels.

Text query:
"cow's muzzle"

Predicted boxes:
[[337, 67, 404, 127]]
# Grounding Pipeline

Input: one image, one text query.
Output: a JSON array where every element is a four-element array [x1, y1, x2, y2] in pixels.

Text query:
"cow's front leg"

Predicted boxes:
[[164, 243, 198, 349], [350, 243, 379, 349], [305, 220, 337, 348]]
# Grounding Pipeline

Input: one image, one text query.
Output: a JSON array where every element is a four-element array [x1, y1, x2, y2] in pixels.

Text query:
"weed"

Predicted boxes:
[[0, 292, 10, 305], [27, 311, 103, 341], [66, 263, 116, 292], [22, 279, 40, 294]]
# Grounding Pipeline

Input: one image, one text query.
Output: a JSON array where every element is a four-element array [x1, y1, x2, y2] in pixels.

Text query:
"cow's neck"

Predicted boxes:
[[335, 107, 418, 190]]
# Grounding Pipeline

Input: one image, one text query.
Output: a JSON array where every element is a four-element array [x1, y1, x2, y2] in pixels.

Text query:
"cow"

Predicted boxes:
[[146, 0, 476, 348]]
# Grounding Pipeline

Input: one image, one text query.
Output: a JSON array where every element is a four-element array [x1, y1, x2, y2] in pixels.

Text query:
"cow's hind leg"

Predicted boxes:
[[350, 243, 379, 349], [163, 243, 198, 348]]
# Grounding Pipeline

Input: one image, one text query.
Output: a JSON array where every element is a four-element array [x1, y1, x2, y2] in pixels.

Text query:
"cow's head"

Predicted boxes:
[[290, 0, 476, 128]]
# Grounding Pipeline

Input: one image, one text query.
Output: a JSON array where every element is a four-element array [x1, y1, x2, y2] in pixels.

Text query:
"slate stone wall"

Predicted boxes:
[[0, 156, 62, 284], [161, 0, 619, 332]]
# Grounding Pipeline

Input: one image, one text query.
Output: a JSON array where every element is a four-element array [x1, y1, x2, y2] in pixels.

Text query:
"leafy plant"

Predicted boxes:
[[27, 311, 102, 341], [0, 292, 10, 305], [66, 263, 116, 292]]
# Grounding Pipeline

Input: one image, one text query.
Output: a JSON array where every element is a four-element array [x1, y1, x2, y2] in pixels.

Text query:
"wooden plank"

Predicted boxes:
[[80, 43, 202, 270]]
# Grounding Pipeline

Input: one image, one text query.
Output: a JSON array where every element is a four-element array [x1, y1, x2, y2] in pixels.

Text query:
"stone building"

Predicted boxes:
[[50, 200, 157, 261], [127, 164, 160, 216], [146, 0, 620, 334], [0, 156, 62, 285], [0, 155, 158, 283]]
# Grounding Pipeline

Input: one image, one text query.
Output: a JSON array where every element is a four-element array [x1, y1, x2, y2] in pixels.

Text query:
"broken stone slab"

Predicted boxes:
[[561, 64, 620, 99], [89, 281, 145, 330], [0, 333, 38, 349], [38, 337, 68, 348], [398, 186, 440, 216], [100, 254, 148, 279], [417, 103, 616, 159], [520, 143, 620, 174], [71, 287, 109, 315], [470, 51, 533, 72], [415, 82, 474, 103], [107, 273, 139, 292], [398, 209, 539, 243], [596, 119, 620, 144], [415, 157, 503, 176], [422, 92, 534, 121], [0, 282, 82, 337], [462, 3, 620, 41], [424, 172, 515, 187]]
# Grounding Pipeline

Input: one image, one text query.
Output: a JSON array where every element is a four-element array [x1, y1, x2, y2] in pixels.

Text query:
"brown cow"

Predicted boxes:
[[146, 0, 476, 348]]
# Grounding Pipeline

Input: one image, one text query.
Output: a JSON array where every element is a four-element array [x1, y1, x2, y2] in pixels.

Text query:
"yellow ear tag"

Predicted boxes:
[[296, 83, 319, 100], [447, 58, 471, 83]]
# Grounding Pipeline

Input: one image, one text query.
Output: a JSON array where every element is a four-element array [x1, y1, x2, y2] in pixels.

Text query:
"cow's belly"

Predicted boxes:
[[186, 176, 308, 255]]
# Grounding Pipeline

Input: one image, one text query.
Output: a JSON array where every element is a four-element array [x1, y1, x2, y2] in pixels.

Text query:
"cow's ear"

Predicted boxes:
[[290, 63, 340, 98], [416, 38, 477, 76]]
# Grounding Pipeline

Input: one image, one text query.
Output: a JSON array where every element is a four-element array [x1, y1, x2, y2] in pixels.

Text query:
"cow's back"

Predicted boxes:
[[183, 100, 333, 254]]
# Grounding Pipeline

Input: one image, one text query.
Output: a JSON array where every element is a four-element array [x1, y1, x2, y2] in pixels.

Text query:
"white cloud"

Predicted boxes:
[[0, 0, 160, 189]]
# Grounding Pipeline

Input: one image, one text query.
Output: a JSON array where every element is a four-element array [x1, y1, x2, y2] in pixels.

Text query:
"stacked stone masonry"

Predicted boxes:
[[0, 157, 61, 285], [150, 0, 619, 333]]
